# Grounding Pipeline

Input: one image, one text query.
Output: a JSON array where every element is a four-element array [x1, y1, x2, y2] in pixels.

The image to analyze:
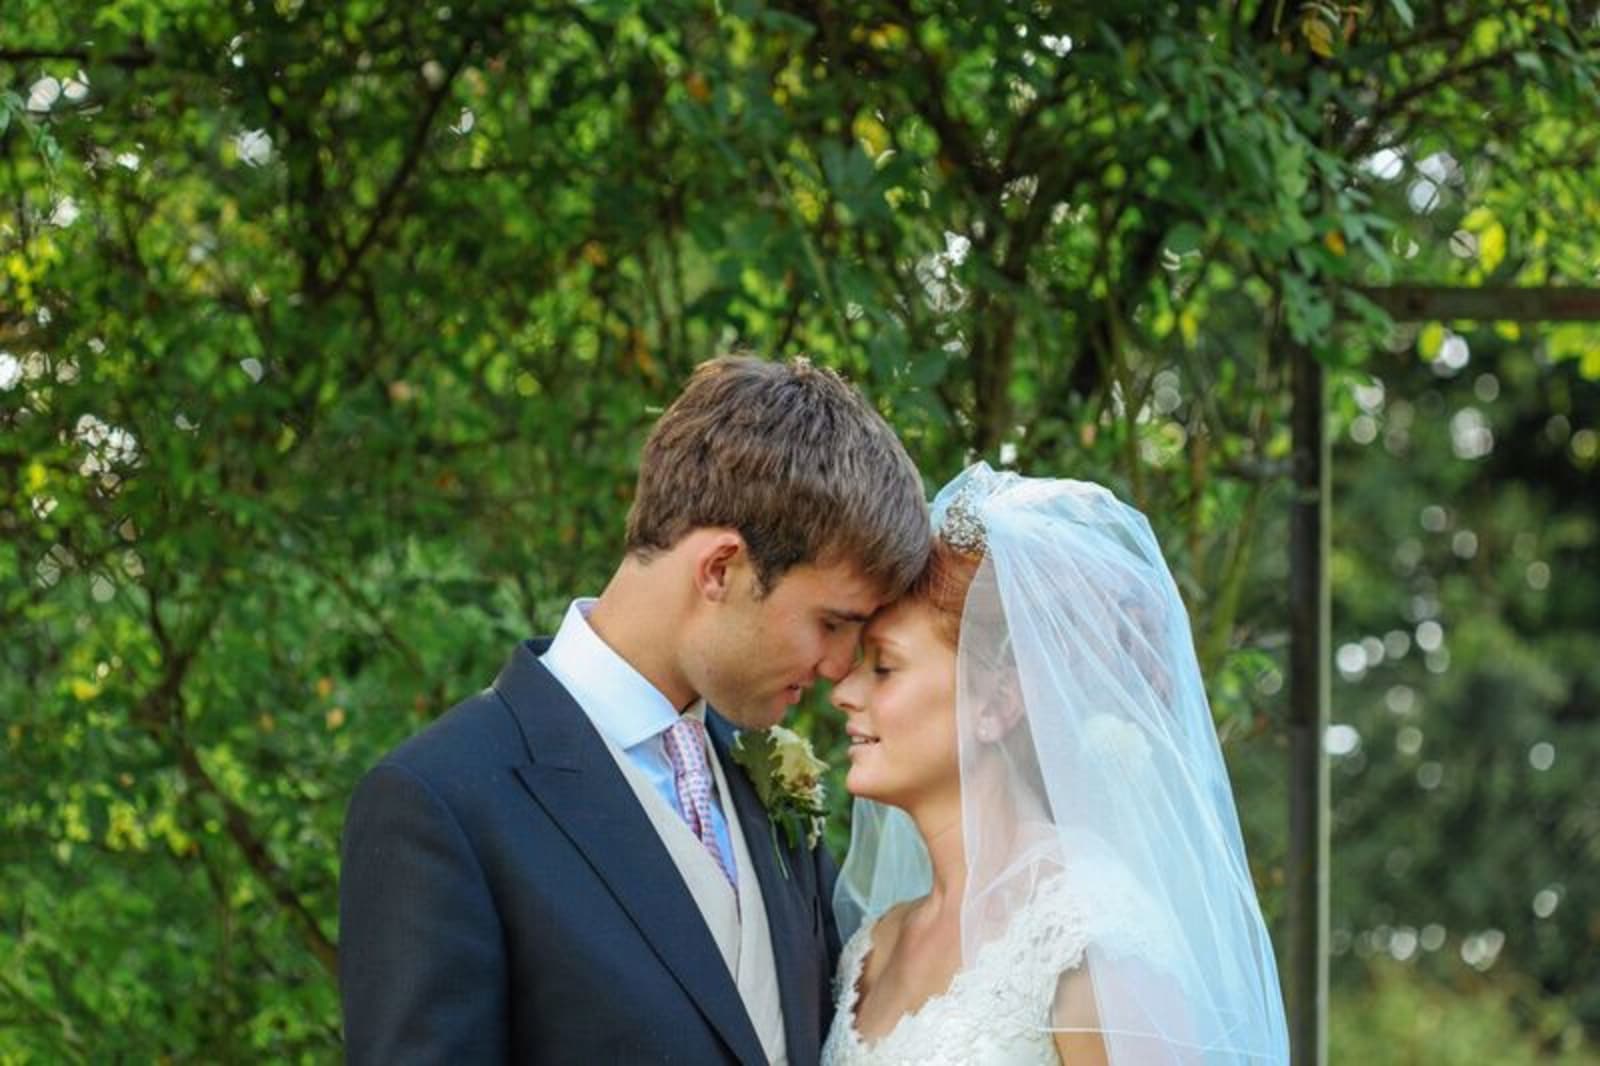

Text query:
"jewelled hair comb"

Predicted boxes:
[[939, 483, 988, 556]]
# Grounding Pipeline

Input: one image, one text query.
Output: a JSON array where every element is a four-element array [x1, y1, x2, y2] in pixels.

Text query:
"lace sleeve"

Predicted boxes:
[[1077, 862, 1182, 974], [1009, 867, 1180, 987]]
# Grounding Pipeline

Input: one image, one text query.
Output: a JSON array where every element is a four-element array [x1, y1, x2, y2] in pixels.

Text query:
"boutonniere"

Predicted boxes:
[[730, 725, 828, 877]]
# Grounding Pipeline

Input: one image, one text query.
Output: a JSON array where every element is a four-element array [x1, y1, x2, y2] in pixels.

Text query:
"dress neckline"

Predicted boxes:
[[839, 912, 972, 1054]]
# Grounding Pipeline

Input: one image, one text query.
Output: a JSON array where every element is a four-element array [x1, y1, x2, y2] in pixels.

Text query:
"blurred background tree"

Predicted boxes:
[[3, 1, 1596, 1060]]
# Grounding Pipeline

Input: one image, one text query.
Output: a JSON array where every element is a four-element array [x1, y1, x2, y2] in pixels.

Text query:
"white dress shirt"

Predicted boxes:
[[541, 599, 737, 881]]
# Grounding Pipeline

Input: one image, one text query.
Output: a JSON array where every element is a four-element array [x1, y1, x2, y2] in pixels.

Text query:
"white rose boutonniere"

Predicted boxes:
[[730, 725, 828, 877]]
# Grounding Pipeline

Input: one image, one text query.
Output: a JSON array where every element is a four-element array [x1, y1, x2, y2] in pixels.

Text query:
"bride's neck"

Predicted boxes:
[[908, 798, 966, 910]]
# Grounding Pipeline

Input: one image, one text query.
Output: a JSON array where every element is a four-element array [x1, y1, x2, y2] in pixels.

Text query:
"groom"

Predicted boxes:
[[339, 355, 928, 1064]]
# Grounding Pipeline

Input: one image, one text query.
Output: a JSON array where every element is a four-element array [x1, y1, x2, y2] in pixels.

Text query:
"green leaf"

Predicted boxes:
[[1165, 222, 1205, 256]]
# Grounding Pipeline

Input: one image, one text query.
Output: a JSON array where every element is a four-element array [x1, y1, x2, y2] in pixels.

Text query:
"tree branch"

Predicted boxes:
[[139, 589, 339, 976], [174, 741, 339, 976], [0, 47, 155, 69], [0, 970, 87, 1063], [1350, 47, 1526, 156], [322, 50, 474, 299]]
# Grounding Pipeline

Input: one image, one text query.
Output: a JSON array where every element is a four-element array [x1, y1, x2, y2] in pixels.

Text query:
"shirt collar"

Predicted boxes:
[[541, 599, 699, 749]]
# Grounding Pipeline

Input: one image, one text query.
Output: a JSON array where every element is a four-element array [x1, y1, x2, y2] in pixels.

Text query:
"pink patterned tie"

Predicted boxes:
[[661, 716, 736, 888]]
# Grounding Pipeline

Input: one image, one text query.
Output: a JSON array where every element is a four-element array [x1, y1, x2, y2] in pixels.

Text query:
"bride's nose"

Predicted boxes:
[[830, 667, 865, 714]]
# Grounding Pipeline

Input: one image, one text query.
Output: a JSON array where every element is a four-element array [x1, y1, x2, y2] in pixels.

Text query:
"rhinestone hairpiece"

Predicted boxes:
[[939, 483, 988, 556]]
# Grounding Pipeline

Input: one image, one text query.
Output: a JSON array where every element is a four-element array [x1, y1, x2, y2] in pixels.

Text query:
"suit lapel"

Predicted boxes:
[[709, 714, 821, 1066], [494, 642, 767, 1066]]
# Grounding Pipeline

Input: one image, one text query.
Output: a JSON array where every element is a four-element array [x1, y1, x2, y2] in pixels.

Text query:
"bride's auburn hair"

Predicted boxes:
[[904, 538, 982, 647]]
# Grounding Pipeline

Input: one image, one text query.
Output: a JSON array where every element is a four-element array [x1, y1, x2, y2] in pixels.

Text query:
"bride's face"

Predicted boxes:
[[830, 600, 959, 809]]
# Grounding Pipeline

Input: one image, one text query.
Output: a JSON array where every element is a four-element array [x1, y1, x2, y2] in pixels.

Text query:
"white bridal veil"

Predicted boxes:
[[835, 463, 1289, 1064]]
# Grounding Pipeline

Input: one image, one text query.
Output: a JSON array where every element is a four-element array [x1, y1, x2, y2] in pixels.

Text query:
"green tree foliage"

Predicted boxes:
[[1331, 959, 1596, 1064], [1324, 329, 1600, 1047], [3, 1, 1597, 1058]]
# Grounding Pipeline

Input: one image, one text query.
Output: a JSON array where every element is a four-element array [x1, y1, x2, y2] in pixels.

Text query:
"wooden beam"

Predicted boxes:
[[1357, 285, 1600, 322], [1287, 340, 1331, 1066]]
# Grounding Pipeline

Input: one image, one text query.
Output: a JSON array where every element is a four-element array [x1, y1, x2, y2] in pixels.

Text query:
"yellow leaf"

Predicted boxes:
[[1179, 308, 1200, 347], [791, 185, 823, 224], [1323, 231, 1347, 256], [25, 462, 49, 494], [1302, 17, 1335, 57], [1478, 221, 1507, 274], [70, 678, 100, 701], [326, 707, 347, 731], [852, 113, 892, 160], [63, 801, 91, 843], [867, 24, 908, 50], [1418, 322, 1445, 360], [1460, 208, 1507, 274]]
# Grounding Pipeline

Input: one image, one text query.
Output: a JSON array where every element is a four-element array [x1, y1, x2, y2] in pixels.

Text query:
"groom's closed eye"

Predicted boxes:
[[822, 610, 871, 634]]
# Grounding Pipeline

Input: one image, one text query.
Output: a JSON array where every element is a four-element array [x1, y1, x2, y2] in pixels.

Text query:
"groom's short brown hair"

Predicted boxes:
[[626, 354, 929, 596]]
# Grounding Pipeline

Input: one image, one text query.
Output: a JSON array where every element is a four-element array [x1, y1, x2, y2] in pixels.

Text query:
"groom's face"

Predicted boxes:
[[690, 559, 884, 729]]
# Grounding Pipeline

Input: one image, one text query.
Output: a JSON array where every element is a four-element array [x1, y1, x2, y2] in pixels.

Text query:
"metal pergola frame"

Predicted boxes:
[[1284, 285, 1600, 1065]]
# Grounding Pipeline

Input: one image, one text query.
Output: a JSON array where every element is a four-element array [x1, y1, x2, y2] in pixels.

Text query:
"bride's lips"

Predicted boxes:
[[846, 727, 880, 751]]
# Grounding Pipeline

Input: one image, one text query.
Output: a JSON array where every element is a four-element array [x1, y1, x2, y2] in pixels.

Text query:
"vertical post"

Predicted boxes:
[[1287, 341, 1330, 1065]]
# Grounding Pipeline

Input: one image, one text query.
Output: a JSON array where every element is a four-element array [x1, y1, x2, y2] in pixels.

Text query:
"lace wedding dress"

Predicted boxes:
[[821, 875, 1156, 1066]]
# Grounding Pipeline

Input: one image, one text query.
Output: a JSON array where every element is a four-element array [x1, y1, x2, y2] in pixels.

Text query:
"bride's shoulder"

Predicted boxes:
[[990, 840, 1177, 973], [1039, 847, 1181, 970]]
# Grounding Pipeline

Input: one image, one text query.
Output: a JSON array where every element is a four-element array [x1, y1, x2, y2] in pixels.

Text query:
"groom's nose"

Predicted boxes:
[[816, 639, 858, 683]]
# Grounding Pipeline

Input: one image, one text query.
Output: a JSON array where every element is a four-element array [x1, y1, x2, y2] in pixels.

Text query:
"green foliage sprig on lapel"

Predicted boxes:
[[730, 726, 828, 877]]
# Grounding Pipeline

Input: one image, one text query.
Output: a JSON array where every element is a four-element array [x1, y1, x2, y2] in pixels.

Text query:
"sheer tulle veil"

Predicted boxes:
[[834, 463, 1289, 1064]]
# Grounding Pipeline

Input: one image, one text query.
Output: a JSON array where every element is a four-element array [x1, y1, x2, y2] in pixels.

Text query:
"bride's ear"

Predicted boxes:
[[691, 529, 747, 603], [974, 675, 1027, 743]]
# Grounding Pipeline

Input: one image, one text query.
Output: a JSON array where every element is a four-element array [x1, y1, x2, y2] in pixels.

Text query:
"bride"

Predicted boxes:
[[821, 464, 1289, 1065]]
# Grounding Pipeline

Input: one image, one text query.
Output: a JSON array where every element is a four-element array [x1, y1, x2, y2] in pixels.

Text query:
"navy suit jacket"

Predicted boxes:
[[339, 639, 843, 1064]]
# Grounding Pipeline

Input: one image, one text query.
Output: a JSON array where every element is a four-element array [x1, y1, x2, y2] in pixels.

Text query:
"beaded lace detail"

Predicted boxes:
[[822, 875, 1101, 1066]]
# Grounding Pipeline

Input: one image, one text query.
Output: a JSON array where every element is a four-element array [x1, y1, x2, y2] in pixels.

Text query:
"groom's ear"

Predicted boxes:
[[691, 529, 747, 604]]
